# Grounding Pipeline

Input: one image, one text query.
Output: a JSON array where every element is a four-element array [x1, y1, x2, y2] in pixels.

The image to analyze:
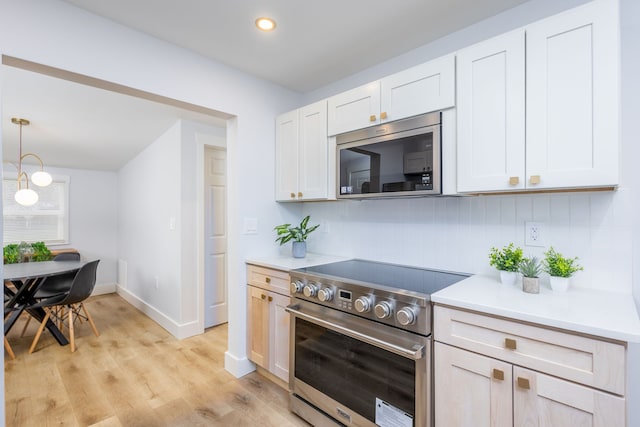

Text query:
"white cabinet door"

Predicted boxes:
[[269, 292, 291, 383], [435, 342, 513, 427], [526, 0, 619, 189], [275, 110, 299, 201], [327, 81, 380, 136], [456, 29, 526, 192], [513, 367, 625, 427], [247, 285, 269, 368], [298, 101, 329, 200], [381, 54, 455, 123]]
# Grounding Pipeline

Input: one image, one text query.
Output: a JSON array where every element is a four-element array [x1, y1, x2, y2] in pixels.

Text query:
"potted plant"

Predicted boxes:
[[274, 215, 320, 258], [519, 257, 542, 294], [489, 243, 523, 286], [542, 247, 583, 292]]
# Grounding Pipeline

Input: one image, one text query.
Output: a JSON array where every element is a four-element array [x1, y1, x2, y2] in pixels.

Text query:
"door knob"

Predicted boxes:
[[380, 111, 388, 120]]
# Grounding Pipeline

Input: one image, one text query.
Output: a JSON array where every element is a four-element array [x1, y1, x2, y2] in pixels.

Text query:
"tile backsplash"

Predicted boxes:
[[305, 189, 632, 294]]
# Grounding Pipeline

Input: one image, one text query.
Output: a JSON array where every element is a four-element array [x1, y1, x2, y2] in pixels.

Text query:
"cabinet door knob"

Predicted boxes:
[[509, 176, 520, 186], [529, 175, 541, 185], [505, 338, 517, 350], [290, 192, 296, 198], [298, 192, 303, 198], [492, 369, 504, 381], [261, 294, 266, 300], [369, 114, 377, 122], [380, 111, 388, 120], [268, 296, 273, 302], [265, 277, 271, 284], [517, 377, 530, 390]]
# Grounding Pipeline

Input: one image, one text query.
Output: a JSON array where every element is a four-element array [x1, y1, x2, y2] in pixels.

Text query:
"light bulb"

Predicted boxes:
[[15, 188, 39, 206], [255, 17, 276, 31], [31, 170, 52, 187]]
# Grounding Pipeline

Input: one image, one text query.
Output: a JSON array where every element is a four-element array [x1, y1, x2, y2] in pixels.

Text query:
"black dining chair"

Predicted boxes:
[[53, 252, 81, 261], [28, 260, 100, 353]]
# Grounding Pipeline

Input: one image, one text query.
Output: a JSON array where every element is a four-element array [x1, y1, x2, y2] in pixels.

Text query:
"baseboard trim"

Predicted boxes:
[[224, 351, 255, 378], [92, 283, 116, 296], [115, 285, 203, 339]]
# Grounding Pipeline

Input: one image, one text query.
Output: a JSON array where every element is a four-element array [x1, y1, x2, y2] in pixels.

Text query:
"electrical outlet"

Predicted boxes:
[[525, 222, 545, 247]]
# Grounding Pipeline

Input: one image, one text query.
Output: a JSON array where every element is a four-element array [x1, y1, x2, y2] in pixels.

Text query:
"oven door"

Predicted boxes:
[[286, 300, 430, 427]]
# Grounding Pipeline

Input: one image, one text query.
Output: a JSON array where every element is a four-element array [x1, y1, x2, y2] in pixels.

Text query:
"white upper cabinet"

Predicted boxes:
[[456, 30, 526, 192], [457, 0, 619, 193], [275, 100, 333, 202], [526, 0, 619, 189], [328, 54, 455, 136], [381, 54, 455, 124]]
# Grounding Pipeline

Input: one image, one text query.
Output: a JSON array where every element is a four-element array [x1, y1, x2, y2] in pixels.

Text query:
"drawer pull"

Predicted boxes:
[[529, 175, 541, 185], [268, 296, 273, 302], [505, 338, 517, 350], [509, 176, 519, 185], [517, 377, 530, 390], [492, 369, 504, 381], [265, 277, 271, 284], [261, 294, 266, 300]]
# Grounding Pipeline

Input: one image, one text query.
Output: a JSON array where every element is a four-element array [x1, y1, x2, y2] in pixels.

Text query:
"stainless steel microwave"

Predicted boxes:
[[337, 111, 442, 199]]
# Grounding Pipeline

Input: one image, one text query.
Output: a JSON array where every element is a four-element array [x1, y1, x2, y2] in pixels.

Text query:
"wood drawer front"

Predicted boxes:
[[434, 306, 625, 395], [247, 265, 290, 295]]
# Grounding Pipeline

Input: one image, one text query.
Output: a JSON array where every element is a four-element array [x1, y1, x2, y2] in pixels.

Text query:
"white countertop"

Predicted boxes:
[[246, 253, 352, 272], [432, 275, 640, 343]]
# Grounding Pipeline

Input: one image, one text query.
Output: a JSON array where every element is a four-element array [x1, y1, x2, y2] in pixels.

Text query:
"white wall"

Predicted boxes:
[[4, 164, 118, 290], [0, 0, 301, 381]]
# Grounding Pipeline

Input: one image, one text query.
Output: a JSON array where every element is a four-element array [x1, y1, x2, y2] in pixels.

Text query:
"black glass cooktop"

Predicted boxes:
[[293, 259, 469, 296]]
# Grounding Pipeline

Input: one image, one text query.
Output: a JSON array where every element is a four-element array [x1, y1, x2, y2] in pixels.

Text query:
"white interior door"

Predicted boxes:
[[204, 146, 227, 327]]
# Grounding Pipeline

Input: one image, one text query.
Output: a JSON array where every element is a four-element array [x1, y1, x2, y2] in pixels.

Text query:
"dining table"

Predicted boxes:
[[4, 260, 86, 346]]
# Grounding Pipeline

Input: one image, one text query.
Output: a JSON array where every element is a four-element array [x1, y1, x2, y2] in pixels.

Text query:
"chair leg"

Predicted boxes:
[[68, 306, 75, 353], [29, 309, 52, 354], [4, 337, 15, 360], [80, 303, 100, 337], [20, 315, 32, 337]]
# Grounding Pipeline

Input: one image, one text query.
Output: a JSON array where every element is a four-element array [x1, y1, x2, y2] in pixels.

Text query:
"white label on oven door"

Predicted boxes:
[[375, 398, 413, 427]]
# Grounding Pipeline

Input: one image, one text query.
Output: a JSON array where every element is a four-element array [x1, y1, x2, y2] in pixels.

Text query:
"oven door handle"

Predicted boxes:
[[286, 304, 425, 360]]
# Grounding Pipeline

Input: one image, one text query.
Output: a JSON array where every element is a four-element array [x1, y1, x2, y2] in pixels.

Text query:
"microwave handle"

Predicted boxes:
[[285, 304, 425, 360]]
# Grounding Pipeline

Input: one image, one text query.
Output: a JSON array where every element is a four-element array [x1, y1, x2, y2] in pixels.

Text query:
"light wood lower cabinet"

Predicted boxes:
[[434, 306, 626, 426], [246, 265, 291, 384]]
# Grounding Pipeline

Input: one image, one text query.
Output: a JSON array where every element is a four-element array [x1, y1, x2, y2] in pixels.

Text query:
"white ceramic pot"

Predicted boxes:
[[549, 276, 571, 292], [499, 270, 518, 287]]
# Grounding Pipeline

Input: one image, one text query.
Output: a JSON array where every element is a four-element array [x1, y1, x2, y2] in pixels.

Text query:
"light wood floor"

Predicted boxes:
[[5, 293, 310, 427]]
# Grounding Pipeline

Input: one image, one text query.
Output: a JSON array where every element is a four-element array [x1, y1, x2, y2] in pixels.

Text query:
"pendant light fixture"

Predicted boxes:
[[11, 117, 52, 206]]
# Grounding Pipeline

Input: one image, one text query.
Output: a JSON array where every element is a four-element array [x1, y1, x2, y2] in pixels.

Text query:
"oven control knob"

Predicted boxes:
[[374, 301, 393, 319], [354, 296, 372, 313], [397, 307, 417, 326], [290, 281, 304, 294], [303, 283, 318, 298], [318, 288, 334, 302]]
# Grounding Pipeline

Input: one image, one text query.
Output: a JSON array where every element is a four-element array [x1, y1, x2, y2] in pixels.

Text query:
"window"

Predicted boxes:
[[3, 176, 69, 245]]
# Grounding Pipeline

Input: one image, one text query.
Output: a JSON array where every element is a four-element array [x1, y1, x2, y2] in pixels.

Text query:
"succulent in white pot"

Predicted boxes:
[[542, 247, 583, 292], [519, 257, 542, 294]]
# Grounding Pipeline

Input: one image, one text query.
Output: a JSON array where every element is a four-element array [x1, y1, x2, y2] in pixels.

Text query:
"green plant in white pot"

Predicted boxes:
[[489, 243, 523, 286], [274, 215, 320, 258], [542, 247, 583, 292], [519, 257, 542, 294]]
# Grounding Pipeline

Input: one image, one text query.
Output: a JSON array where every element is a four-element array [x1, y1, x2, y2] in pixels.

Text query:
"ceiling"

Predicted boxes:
[[62, 0, 530, 93], [2, 0, 530, 172]]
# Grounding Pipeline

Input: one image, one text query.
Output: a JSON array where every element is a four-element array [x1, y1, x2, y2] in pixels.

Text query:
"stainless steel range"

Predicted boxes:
[[286, 259, 468, 427]]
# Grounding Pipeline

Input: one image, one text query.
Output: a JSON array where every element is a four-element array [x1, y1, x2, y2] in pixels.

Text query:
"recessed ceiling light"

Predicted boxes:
[[255, 17, 276, 32]]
